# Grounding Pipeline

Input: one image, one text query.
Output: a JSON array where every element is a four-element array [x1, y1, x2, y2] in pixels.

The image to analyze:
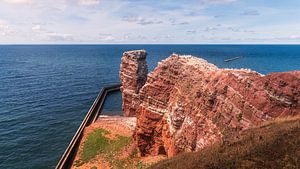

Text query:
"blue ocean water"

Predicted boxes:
[[0, 45, 300, 169]]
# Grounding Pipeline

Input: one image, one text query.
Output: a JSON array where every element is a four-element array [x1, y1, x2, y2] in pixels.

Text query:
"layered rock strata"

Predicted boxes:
[[120, 51, 300, 157], [120, 50, 148, 117]]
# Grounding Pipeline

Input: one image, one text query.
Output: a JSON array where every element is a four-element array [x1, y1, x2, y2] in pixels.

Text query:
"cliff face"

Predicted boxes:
[[120, 50, 148, 117], [120, 51, 300, 157]]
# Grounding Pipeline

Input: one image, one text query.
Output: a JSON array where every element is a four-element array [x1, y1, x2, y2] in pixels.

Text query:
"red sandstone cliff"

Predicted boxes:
[[120, 50, 148, 117], [120, 51, 300, 157]]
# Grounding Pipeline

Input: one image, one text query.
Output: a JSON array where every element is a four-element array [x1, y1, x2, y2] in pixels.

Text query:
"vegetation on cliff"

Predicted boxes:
[[74, 128, 132, 167], [150, 117, 300, 169], [72, 117, 151, 169]]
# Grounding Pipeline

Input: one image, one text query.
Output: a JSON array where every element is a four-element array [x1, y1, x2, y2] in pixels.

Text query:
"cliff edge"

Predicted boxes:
[[120, 51, 300, 157]]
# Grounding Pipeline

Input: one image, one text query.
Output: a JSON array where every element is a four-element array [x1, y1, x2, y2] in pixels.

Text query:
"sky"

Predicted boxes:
[[0, 0, 300, 44]]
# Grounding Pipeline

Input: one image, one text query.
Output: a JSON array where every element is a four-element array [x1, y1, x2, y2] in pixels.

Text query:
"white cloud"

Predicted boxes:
[[45, 32, 73, 41], [31, 24, 41, 31], [0, 0, 299, 44], [200, 0, 237, 5], [289, 35, 300, 40], [205, 26, 218, 32], [122, 16, 163, 25], [186, 30, 197, 34], [78, 0, 100, 6], [0, 20, 17, 37], [0, 0, 32, 4], [98, 34, 114, 41], [169, 18, 189, 26], [240, 9, 260, 16]]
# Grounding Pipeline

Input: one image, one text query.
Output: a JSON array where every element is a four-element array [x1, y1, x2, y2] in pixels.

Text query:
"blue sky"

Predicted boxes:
[[0, 0, 300, 44]]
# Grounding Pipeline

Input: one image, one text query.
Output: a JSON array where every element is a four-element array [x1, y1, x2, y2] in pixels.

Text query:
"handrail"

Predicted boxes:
[[56, 83, 121, 169]]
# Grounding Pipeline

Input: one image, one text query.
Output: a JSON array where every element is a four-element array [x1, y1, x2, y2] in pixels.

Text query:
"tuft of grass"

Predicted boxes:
[[150, 116, 300, 169], [80, 129, 110, 162], [112, 158, 148, 169], [108, 135, 132, 153], [104, 135, 132, 167], [136, 160, 147, 169], [130, 148, 138, 158], [74, 159, 84, 167]]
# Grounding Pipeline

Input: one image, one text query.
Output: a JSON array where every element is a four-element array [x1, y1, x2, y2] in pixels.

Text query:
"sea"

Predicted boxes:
[[0, 45, 300, 169]]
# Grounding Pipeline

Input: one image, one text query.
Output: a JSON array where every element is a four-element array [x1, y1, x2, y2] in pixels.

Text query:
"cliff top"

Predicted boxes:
[[123, 50, 147, 60], [158, 53, 259, 75]]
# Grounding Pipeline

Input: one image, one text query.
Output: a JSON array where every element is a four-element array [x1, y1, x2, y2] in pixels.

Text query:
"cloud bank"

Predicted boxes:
[[0, 0, 299, 44]]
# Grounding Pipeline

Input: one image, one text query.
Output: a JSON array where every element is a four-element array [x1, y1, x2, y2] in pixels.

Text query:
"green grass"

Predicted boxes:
[[150, 117, 300, 169], [80, 128, 110, 162], [104, 135, 132, 167], [75, 128, 134, 168], [112, 158, 148, 169], [108, 135, 132, 153]]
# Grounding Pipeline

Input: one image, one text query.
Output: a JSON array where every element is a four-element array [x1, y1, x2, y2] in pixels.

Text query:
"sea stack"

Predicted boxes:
[[120, 50, 148, 117]]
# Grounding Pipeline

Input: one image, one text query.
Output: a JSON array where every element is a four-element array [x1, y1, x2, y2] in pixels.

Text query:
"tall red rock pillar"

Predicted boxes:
[[120, 50, 148, 117]]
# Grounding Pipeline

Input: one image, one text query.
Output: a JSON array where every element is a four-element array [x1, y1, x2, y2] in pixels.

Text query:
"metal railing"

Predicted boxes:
[[56, 83, 121, 169]]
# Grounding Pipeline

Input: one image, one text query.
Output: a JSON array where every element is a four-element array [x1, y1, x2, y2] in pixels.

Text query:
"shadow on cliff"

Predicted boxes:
[[150, 116, 300, 169]]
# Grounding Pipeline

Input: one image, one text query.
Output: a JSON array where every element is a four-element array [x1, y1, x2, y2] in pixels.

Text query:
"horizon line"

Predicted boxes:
[[1, 43, 300, 45]]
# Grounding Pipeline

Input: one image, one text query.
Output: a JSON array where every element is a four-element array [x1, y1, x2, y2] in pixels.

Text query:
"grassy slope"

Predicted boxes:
[[74, 128, 132, 167], [74, 128, 147, 169], [151, 117, 300, 169]]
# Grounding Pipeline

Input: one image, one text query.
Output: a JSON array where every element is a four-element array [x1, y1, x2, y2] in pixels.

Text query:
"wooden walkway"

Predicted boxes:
[[56, 83, 121, 169]]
